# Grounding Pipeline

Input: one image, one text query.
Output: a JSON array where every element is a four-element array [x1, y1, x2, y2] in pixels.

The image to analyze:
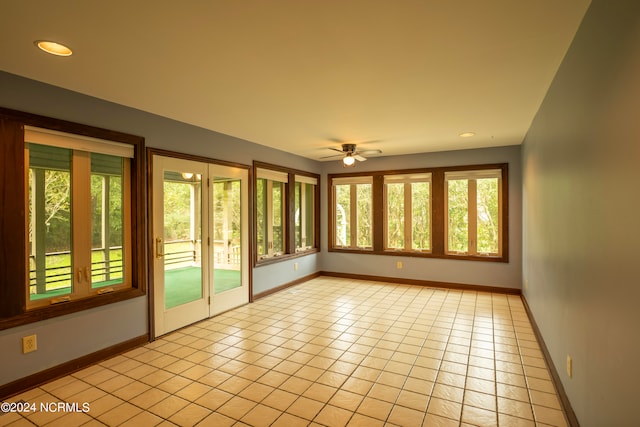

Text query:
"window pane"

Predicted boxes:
[[357, 184, 372, 248], [91, 154, 125, 288], [411, 181, 430, 251], [386, 183, 404, 249], [295, 182, 301, 249], [295, 182, 315, 251], [304, 183, 314, 249], [335, 184, 351, 246], [256, 178, 267, 257], [28, 144, 73, 301], [272, 181, 284, 255], [477, 177, 499, 254], [448, 179, 468, 253]]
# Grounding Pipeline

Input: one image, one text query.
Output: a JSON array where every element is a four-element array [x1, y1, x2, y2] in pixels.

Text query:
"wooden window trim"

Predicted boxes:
[[253, 162, 320, 267], [328, 164, 509, 263], [0, 107, 146, 330]]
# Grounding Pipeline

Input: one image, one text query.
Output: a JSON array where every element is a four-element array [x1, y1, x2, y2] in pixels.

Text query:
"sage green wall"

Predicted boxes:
[[522, 1, 640, 424]]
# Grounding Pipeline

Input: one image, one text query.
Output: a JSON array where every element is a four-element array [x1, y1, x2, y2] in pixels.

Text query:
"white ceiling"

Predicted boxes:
[[0, 1, 590, 160]]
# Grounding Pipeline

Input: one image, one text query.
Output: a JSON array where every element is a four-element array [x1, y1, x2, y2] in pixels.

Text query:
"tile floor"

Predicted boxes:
[[1, 277, 568, 426]]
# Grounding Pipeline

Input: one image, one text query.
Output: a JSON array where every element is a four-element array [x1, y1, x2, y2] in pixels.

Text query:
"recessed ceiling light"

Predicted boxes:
[[459, 132, 475, 138], [35, 40, 73, 57]]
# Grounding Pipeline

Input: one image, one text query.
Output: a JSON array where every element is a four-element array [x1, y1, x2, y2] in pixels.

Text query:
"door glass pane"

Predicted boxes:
[[91, 154, 125, 288], [213, 177, 242, 293], [28, 144, 73, 301], [163, 171, 202, 309], [447, 179, 469, 253]]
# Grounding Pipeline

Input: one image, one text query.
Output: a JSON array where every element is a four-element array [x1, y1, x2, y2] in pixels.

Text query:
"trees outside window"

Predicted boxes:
[[332, 177, 372, 249], [255, 163, 319, 265], [445, 170, 501, 256], [26, 128, 133, 309], [384, 174, 431, 251], [256, 168, 287, 259], [295, 175, 317, 252], [329, 165, 507, 262]]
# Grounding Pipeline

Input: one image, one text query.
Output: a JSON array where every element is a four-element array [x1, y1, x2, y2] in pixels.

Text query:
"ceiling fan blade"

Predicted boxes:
[[320, 153, 345, 159], [357, 149, 382, 156], [354, 154, 367, 162], [328, 147, 345, 153]]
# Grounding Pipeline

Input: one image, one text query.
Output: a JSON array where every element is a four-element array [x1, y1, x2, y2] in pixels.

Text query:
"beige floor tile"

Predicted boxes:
[[238, 381, 274, 403], [427, 397, 462, 420], [194, 388, 233, 411], [367, 383, 401, 403], [286, 396, 324, 420], [271, 412, 312, 427], [302, 382, 337, 403], [96, 402, 142, 426], [533, 404, 568, 426], [347, 412, 385, 427], [464, 389, 496, 411], [356, 396, 393, 421], [7, 278, 571, 427], [461, 404, 497, 426], [129, 387, 171, 409], [118, 410, 164, 427], [215, 395, 257, 420], [148, 395, 190, 419], [498, 412, 536, 427], [388, 405, 426, 426], [313, 404, 353, 427], [197, 412, 235, 427], [168, 402, 211, 426]]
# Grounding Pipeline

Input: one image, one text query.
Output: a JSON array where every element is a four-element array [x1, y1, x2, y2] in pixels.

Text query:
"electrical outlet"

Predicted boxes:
[[22, 335, 37, 354], [566, 354, 572, 378], [294, 262, 298, 271], [525, 279, 529, 290], [396, 261, 403, 269]]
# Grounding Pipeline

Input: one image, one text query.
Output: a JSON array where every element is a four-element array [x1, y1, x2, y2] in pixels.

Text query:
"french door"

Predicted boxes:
[[152, 155, 249, 337]]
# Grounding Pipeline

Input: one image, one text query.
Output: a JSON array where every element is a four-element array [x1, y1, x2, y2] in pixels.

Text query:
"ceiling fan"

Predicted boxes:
[[322, 143, 382, 166]]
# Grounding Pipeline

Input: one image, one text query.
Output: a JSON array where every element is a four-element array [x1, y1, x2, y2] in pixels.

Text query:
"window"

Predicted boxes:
[[332, 176, 373, 249], [26, 127, 133, 308], [295, 175, 317, 252], [256, 168, 288, 259], [445, 169, 502, 256], [0, 109, 144, 328], [384, 173, 431, 252], [254, 162, 319, 264], [329, 164, 507, 262]]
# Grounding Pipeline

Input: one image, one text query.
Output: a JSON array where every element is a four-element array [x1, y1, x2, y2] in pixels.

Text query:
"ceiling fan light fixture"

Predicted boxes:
[[343, 155, 356, 166], [35, 40, 73, 56]]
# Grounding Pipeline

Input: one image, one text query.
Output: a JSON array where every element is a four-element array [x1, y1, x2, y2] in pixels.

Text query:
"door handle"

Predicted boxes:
[[156, 237, 165, 258]]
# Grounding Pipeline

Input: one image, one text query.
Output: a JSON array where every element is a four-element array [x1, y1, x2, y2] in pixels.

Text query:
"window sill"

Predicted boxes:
[[255, 248, 319, 267], [328, 247, 508, 263], [0, 288, 145, 331]]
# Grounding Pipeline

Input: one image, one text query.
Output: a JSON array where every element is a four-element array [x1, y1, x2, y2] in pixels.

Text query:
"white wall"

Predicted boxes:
[[320, 145, 522, 289], [522, 1, 640, 425]]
